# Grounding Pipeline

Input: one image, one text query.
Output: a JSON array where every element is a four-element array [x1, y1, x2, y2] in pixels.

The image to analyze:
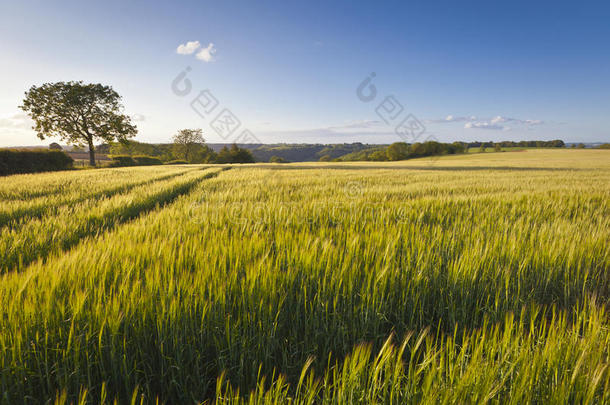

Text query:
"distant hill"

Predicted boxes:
[[5, 139, 583, 163]]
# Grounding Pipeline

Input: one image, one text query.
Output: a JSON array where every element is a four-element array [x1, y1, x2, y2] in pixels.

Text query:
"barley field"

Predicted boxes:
[[1, 149, 609, 404]]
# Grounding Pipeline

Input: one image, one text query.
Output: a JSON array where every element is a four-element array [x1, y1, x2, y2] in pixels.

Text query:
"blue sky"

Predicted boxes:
[[1, 0, 609, 146]]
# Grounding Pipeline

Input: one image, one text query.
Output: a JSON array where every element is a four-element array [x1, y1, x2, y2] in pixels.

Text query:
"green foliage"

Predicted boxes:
[[269, 155, 288, 163], [20, 81, 137, 166], [597, 143, 610, 149], [0, 149, 73, 176], [109, 155, 136, 167], [109, 155, 163, 167], [474, 140, 565, 148], [386, 142, 410, 160], [109, 140, 159, 157], [216, 144, 255, 163], [165, 159, 189, 165], [337, 141, 466, 162], [172, 128, 206, 162], [132, 155, 163, 166]]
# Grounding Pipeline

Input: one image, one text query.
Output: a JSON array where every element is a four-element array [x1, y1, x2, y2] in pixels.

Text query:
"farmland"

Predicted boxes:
[[0, 149, 609, 404]]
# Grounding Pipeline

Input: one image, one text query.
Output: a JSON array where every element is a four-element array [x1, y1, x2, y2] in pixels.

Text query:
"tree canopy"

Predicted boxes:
[[172, 129, 207, 162], [20, 81, 137, 166], [216, 144, 255, 164]]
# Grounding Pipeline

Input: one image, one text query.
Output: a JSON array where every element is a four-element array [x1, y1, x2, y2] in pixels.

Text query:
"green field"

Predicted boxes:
[[1, 149, 609, 404]]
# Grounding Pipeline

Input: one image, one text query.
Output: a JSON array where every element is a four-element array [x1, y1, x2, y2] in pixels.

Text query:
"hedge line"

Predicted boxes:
[[109, 155, 164, 167], [0, 149, 73, 176]]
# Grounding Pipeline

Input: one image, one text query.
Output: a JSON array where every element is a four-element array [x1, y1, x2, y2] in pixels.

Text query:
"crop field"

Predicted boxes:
[[0, 149, 609, 404]]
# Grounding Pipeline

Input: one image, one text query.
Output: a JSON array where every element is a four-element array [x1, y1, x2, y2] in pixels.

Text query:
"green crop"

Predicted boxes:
[[0, 149, 608, 404]]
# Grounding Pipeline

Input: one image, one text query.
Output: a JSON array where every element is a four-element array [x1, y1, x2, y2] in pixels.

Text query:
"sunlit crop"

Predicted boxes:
[[0, 150, 608, 404]]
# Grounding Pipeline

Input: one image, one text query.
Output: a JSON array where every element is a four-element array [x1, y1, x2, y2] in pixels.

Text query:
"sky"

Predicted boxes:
[[0, 0, 609, 146]]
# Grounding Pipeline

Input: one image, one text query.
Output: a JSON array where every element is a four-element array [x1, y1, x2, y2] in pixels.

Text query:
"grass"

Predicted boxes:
[[0, 149, 608, 404]]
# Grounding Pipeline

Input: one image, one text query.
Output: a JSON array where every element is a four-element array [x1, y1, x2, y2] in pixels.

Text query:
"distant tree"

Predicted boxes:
[[229, 144, 255, 163], [110, 140, 158, 157], [576, 143, 586, 149], [596, 143, 610, 149], [386, 142, 410, 161], [368, 150, 388, 161], [549, 139, 565, 148], [479, 144, 486, 153], [20, 81, 137, 166], [216, 144, 255, 163], [494, 143, 502, 152], [191, 144, 217, 163], [269, 155, 288, 163], [49, 142, 62, 150], [216, 146, 231, 163], [319, 155, 332, 162], [172, 129, 205, 162]]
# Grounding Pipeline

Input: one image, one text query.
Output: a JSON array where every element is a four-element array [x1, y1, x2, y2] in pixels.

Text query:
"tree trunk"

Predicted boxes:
[[88, 138, 96, 166]]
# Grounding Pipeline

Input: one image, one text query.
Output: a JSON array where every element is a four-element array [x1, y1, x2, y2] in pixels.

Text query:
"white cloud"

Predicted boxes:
[[330, 120, 382, 130], [176, 40, 201, 55], [131, 113, 146, 122], [196, 43, 216, 62], [429, 114, 545, 130], [428, 115, 476, 123], [490, 116, 511, 124], [464, 121, 507, 131], [0, 113, 32, 130], [445, 115, 465, 122]]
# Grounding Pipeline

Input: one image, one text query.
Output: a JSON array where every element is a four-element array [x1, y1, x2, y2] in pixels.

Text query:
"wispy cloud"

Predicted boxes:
[[196, 43, 216, 62], [464, 121, 508, 131], [427, 115, 476, 123], [0, 113, 32, 130], [176, 40, 201, 55], [428, 114, 544, 131], [328, 120, 383, 130]]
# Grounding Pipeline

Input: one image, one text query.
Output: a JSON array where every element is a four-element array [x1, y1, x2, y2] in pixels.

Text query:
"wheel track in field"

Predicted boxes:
[[0, 168, 205, 230], [0, 167, 229, 274]]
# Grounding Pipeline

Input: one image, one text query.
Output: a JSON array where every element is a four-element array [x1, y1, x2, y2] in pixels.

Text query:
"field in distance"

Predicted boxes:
[[0, 149, 609, 404]]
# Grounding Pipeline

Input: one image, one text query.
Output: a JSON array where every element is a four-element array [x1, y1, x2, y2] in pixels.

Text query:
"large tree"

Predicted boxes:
[[172, 129, 205, 162], [20, 81, 137, 166]]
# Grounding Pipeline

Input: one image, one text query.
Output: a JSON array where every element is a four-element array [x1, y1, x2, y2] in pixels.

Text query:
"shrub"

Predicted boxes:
[[0, 149, 73, 176], [132, 155, 163, 166], [109, 155, 136, 167], [165, 160, 189, 165], [269, 155, 288, 163]]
